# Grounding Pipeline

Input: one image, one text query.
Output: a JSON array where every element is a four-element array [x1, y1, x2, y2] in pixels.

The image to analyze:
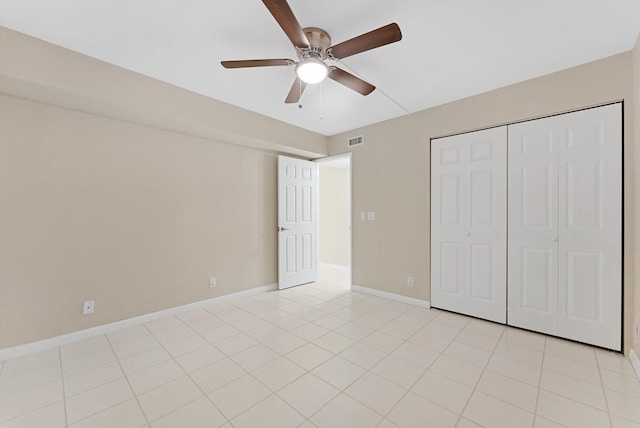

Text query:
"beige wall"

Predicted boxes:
[[0, 27, 329, 349], [0, 95, 280, 347], [0, 27, 327, 159], [319, 164, 350, 267], [633, 33, 640, 358], [328, 52, 636, 354]]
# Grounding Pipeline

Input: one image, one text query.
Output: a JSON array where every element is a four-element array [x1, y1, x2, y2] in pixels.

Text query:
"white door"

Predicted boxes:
[[508, 103, 622, 350], [278, 155, 318, 289], [507, 115, 559, 335], [431, 126, 507, 323], [557, 104, 622, 350]]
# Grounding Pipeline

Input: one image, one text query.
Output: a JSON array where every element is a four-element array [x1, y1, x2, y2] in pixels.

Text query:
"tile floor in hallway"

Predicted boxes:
[[1, 266, 639, 428]]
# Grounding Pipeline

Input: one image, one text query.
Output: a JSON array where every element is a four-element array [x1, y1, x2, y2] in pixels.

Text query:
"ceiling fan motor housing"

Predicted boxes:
[[304, 27, 331, 50], [298, 27, 332, 61]]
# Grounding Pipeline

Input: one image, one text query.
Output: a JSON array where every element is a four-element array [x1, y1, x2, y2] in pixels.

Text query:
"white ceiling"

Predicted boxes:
[[1, 1, 639, 136]]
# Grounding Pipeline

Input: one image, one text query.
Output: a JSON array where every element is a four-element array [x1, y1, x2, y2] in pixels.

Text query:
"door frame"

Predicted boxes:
[[314, 153, 353, 289]]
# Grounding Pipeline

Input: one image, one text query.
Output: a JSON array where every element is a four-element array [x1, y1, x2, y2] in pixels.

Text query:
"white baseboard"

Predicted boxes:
[[351, 284, 430, 308], [318, 262, 350, 272], [0, 283, 277, 362], [631, 349, 640, 382]]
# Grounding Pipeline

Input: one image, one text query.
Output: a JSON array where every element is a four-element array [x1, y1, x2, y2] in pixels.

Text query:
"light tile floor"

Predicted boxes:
[[1, 266, 639, 427]]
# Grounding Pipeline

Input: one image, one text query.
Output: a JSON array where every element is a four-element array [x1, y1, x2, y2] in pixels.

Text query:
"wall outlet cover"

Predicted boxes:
[[209, 277, 216, 288], [83, 300, 94, 315]]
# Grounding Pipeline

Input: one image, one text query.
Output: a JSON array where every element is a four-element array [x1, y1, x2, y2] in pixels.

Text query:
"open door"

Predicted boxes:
[[278, 155, 318, 289]]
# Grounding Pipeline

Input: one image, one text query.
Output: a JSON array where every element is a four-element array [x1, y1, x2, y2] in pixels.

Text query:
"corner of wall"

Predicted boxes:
[[632, 32, 640, 358]]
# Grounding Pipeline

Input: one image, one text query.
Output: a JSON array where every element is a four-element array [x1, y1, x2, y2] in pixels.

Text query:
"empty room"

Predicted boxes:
[[1, 1, 640, 427]]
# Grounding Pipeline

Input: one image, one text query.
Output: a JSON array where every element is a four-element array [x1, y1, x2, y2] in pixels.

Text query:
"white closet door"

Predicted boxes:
[[508, 103, 622, 350], [507, 116, 559, 335], [431, 126, 507, 323], [557, 104, 622, 350]]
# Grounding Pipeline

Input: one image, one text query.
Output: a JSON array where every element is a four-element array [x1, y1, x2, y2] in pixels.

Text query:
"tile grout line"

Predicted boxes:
[[161, 278, 325, 424], [538, 362, 625, 406], [265, 294, 412, 425], [535, 344, 633, 426], [205, 287, 355, 426], [151, 317, 246, 427], [531, 336, 550, 427], [105, 332, 151, 428], [448, 317, 492, 427], [364, 315, 442, 425], [231, 371, 307, 425], [0, 378, 67, 426], [595, 350, 615, 427], [141, 321, 230, 426], [58, 346, 69, 428], [62, 377, 138, 426]]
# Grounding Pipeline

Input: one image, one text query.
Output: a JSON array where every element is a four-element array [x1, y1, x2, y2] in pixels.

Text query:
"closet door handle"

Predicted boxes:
[[552, 237, 559, 243]]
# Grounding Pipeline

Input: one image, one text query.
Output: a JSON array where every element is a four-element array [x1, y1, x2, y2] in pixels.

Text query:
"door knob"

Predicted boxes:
[[278, 227, 290, 232]]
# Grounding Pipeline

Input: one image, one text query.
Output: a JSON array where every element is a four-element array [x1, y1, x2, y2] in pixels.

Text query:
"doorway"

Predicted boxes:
[[315, 154, 352, 289]]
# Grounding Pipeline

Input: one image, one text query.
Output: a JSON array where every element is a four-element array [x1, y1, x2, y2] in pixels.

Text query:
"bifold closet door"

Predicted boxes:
[[557, 104, 622, 350], [431, 127, 507, 323], [507, 115, 559, 336], [508, 103, 622, 350]]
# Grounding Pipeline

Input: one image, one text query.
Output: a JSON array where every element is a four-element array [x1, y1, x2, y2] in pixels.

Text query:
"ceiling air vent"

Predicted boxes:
[[348, 135, 364, 148]]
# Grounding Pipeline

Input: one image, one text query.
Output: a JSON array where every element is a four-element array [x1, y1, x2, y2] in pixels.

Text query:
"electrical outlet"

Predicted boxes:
[[83, 300, 94, 315], [407, 276, 414, 287], [209, 277, 216, 288], [635, 324, 639, 343]]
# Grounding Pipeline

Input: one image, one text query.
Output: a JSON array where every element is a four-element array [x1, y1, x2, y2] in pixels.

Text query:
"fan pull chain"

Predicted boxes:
[[320, 80, 324, 120]]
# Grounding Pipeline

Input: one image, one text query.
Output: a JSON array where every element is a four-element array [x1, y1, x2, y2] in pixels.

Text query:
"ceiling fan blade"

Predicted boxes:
[[285, 77, 307, 103], [328, 67, 375, 96], [262, 0, 309, 48], [330, 23, 402, 60], [221, 59, 295, 69]]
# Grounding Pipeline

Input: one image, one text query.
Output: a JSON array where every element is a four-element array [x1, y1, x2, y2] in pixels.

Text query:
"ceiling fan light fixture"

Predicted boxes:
[[295, 59, 328, 84]]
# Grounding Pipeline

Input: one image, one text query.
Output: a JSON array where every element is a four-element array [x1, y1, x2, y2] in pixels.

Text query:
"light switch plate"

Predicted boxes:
[[367, 211, 376, 221]]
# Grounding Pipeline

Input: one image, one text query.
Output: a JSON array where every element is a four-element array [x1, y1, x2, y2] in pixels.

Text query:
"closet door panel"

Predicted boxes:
[[467, 131, 507, 323], [507, 117, 559, 335], [558, 103, 622, 350], [431, 127, 507, 323], [432, 139, 468, 306]]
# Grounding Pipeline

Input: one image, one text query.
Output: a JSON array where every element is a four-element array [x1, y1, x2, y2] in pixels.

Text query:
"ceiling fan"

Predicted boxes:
[[221, 0, 402, 104]]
